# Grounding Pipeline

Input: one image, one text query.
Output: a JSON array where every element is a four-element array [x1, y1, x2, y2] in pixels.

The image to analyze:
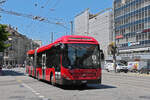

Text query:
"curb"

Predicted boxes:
[[127, 73, 150, 77]]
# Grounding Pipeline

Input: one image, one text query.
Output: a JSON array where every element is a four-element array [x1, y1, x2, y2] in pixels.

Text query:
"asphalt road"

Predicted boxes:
[[0, 68, 150, 100]]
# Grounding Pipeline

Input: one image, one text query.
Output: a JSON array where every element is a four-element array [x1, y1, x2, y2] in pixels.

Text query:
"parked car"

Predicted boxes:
[[138, 66, 150, 74], [105, 63, 128, 73], [105, 63, 114, 71], [128, 61, 147, 72], [116, 63, 128, 73]]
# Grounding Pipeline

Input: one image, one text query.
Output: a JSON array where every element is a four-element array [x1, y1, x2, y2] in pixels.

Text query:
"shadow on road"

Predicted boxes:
[[57, 84, 117, 91], [0, 69, 25, 76], [36, 79, 117, 91]]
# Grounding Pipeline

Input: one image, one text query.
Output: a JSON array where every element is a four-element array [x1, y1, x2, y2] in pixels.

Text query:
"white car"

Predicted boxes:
[[105, 63, 114, 71], [105, 63, 128, 73]]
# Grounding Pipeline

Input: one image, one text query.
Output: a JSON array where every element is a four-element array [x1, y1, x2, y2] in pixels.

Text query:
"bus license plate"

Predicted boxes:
[[82, 80, 87, 83]]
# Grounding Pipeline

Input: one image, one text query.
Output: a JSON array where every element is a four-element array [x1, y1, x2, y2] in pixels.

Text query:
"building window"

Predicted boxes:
[[148, 9, 150, 16], [139, 34, 141, 40], [126, 35, 128, 42], [136, 24, 138, 30], [139, 12, 142, 19], [148, 33, 150, 39], [143, 11, 145, 18], [142, 34, 144, 40], [142, 23, 144, 30], [136, 13, 138, 20], [145, 10, 147, 17], [145, 33, 148, 39], [136, 35, 138, 42], [139, 23, 142, 31]]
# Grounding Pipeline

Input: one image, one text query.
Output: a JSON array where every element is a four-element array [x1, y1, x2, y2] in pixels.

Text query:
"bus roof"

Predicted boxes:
[[27, 50, 35, 55], [27, 35, 99, 55]]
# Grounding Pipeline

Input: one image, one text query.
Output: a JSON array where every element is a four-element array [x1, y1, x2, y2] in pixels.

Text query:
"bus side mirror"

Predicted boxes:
[[60, 43, 65, 49], [100, 49, 104, 60]]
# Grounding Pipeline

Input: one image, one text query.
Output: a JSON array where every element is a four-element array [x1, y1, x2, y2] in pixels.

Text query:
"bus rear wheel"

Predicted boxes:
[[81, 83, 87, 87], [37, 72, 40, 81], [50, 74, 55, 86]]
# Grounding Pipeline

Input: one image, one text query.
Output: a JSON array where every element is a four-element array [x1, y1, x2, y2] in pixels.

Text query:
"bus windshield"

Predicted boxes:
[[62, 44, 101, 69]]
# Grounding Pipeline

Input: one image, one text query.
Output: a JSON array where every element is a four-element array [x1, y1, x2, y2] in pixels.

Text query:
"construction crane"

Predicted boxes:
[[0, 7, 69, 29]]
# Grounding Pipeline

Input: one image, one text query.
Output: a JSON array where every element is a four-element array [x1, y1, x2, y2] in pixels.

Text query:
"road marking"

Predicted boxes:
[[14, 71, 50, 100], [32, 90, 36, 93], [21, 83, 48, 99], [18, 80, 21, 82], [35, 92, 40, 95], [128, 73, 150, 77], [39, 95, 44, 98], [42, 98, 50, 100]]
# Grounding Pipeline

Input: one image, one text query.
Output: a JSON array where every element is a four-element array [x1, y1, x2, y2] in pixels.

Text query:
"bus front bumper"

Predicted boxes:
[[61, 78, 101, 85]]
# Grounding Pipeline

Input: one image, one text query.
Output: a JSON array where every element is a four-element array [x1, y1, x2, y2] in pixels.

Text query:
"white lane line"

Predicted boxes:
[[32, 90, 36, 93], [22, 83, 36, 92], [21, 83, 45, 98], [39, 95, 44, 98], [22, 83, 32, 89], [35, 92, 40, 95], [18, 82, 48, 99]]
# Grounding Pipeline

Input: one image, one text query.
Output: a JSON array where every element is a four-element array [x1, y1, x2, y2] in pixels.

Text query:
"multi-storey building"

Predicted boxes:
[[114, 0, 150, 61], [74, 8, 113, 60], [3, 25, 40, 67], [33, 40, 42, 47]]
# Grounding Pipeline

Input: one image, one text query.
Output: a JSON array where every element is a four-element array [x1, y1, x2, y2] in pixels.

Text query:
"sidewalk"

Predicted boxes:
[[102, 70, 150, 77], [127, 72, 150, 77]]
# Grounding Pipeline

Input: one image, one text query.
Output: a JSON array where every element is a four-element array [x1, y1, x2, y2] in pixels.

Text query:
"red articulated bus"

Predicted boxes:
[[26, 35, 102, 86]]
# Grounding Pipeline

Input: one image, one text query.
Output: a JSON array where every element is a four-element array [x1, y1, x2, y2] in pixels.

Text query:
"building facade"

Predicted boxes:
[[3, 25, 40, 67], [74, 9, 113, 59], [33, 40, 42, 47], [114, 0, 150, 61]]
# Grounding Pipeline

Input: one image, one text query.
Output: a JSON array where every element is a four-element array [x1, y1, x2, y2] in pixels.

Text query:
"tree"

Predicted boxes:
[[0, 24, 10, 52], [108, 42, 117, 72]]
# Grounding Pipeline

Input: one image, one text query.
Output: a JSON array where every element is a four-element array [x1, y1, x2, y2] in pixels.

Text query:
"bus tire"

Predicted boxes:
[[37, 72, 40, 81], [81, 83, 87, 87], [50, 74, 55, 86]]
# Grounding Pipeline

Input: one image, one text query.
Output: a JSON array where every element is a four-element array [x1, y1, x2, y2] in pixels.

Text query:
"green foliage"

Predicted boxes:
[[0, 24, 10, 52]]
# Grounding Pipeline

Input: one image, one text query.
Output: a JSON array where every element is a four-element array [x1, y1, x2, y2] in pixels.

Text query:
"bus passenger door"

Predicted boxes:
[[55, 53, 61, 83], [42, 54, 46, 79], [30, 56, 34, 76]]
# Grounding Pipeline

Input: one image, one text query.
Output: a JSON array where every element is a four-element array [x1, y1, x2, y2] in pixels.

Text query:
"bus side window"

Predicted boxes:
[[46, 46, 61, 71], [26, 56, 30, 66], [29, 56, 34, 66], [42, 54, 46, 67], [37, 53, 42, 67], [55, 53, 60, 71], [46, 49, 54, 68]]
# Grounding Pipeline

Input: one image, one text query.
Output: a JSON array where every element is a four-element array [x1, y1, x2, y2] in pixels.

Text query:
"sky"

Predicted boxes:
[[0, 0, 113, 45]]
